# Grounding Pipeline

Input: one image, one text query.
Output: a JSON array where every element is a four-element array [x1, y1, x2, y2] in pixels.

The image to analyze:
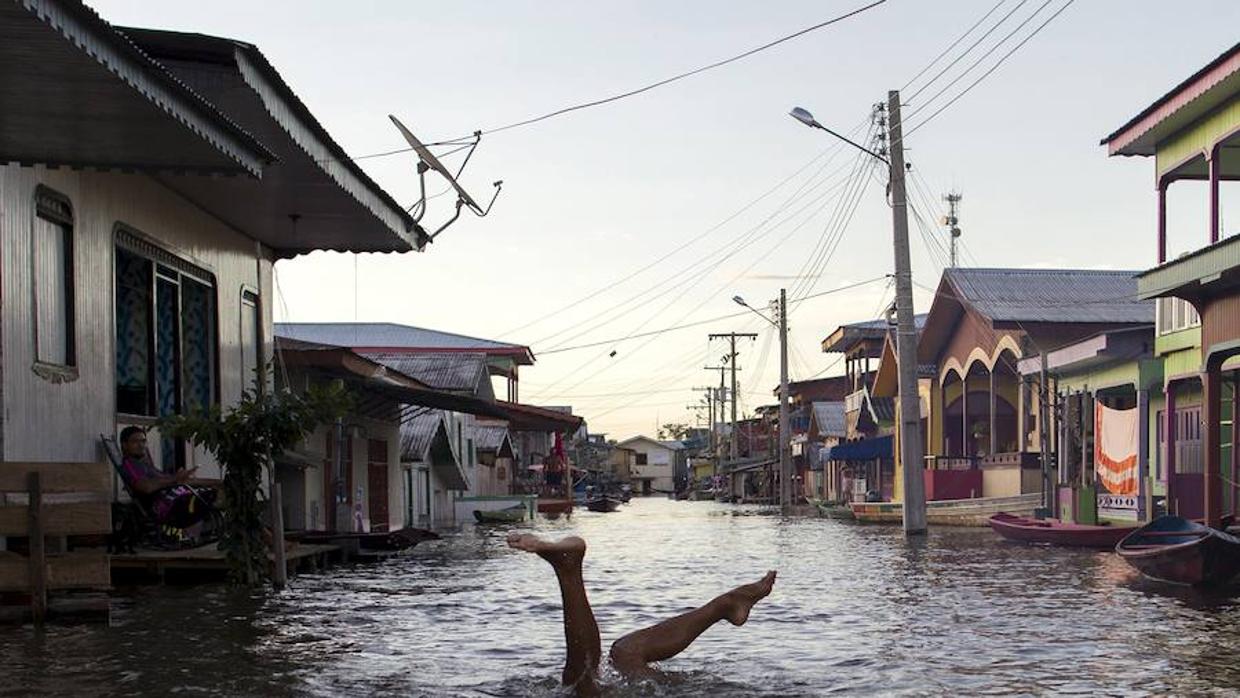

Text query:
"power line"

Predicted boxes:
[[905, 0, 1077, 137], [905, 0, 1031, 103], [340, 1, 887, 163], [901, 0, 1011, 92], [476, 1, 887, 137]]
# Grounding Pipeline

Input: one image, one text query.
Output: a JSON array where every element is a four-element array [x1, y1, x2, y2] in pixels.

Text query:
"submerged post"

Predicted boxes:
[[270, 480, 288, 589]]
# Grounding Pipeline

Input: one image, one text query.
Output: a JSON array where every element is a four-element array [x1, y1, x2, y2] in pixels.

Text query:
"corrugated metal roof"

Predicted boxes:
[[471, 423, 510, 451], [363, 352, 489, 393], [402, 412, 445, 462], [811, 402, 847, 438], [946, 268, 1152, 324], [275, 323, 533, 360]]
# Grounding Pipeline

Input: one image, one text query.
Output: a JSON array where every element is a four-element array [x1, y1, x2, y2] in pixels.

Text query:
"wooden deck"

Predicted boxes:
[[112, 543, 338, 584]]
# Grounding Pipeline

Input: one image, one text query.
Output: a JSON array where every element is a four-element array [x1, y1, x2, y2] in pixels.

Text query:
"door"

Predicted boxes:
[[420, 468, 432, 524], [367, 438, 390, 532], [323, 431, 354, 531]]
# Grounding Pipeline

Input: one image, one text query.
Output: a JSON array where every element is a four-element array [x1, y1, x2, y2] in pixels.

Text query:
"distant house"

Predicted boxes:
[[0, 3, 418, 483], [616, 436, 684, 495], [807, 401, 846, 500]]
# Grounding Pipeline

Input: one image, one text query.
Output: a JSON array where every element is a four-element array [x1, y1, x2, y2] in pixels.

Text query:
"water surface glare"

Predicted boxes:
[[6, 498, 1240, 696]]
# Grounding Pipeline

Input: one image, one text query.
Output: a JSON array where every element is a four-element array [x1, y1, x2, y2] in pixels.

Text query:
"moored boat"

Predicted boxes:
[[988, 512, 1135, 548], [810, 498, 855, 520], [537, 498, 574, 515], [472, 505, 527, 524], [585, 496, 621, 513], [851, 493, 1041, 527], [1116, 515, 1240, 587]]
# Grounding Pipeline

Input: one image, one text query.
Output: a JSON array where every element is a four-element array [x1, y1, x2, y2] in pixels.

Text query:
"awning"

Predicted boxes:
[[826, 435, 893, 462]]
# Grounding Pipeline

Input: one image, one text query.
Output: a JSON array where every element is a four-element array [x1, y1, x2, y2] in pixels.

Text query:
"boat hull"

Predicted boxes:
[[537, 498, 574, 515], [851, 493, 1041, 527], [1117, 516, 1240, 587], [585, 497, 620, 513], [988, 512, 1135, 548], [473, 507, 526, 524]]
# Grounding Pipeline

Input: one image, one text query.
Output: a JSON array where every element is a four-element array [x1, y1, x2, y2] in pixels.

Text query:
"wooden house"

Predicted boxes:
[[912, 268, 1153, 501], [1103, 41, 1240, 527], [0, 3, 417, 488], [1016, 326, 1161, 524]]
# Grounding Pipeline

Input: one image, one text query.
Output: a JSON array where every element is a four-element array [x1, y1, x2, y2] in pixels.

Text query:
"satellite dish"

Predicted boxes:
[[388, 115, 503, 242]]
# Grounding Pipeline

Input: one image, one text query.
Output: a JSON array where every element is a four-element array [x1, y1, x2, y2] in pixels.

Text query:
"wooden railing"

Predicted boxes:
[[926, 452, 1041, 470], [0, 463, 111, 624]]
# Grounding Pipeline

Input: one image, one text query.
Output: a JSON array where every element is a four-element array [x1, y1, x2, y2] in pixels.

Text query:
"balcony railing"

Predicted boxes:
[[926, 452, 1040, 470]]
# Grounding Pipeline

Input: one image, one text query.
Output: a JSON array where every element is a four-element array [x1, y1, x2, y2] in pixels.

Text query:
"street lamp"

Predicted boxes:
[[733, 290, 791, 512], [789, 94, 927, 535]]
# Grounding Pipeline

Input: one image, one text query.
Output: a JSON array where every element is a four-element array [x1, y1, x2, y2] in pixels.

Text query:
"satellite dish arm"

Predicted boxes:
[[427, 198, 466, 242], [470, 181, 503, 217]]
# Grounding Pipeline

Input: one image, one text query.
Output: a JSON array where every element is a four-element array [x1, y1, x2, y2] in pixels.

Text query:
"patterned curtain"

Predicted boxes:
[[180, 279, 214, 411], [115, 250, 152, 414]]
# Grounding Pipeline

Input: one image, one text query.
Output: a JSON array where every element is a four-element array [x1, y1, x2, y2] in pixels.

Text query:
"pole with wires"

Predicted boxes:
[[778, 289, 792, 512], [887, 90, 928, 535]]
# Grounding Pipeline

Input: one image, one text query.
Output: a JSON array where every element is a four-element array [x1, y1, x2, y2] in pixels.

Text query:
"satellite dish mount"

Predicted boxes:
[[389, 115, 503, 242]]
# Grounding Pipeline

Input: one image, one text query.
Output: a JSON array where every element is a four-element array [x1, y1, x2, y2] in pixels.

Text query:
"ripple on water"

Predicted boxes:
[[7, 498, 1240, 696]]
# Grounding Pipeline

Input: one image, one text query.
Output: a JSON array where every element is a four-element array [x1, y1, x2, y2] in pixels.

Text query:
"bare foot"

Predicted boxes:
[[719, 570, 777, 626], [506, 533, 586, 572]]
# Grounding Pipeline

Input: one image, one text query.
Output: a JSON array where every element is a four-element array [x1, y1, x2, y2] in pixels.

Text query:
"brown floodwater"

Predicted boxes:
[[5, 497, 1240, 696]]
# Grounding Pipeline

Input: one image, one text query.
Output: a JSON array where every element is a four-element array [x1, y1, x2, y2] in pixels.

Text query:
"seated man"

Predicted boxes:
[[508, 532, 776, 695], [118, 426, 218, 529]]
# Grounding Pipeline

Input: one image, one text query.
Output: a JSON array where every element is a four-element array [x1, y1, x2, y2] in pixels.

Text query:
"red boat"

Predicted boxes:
[[1116, 515, 1240, 587], [988, 512, 1137, 549], [536, 498, 574, 515]]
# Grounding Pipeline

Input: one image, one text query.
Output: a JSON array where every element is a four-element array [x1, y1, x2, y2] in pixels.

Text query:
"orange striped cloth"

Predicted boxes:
[[1095, 403, 1139, 495]]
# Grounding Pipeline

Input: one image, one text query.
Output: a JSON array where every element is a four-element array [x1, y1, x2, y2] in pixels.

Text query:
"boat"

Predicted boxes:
[[811, 499, 856, 521], [988, 512, 1135, 548], [585, 496, 621, 513], [289, 527, 439, 551], [1116, 515, 1240, 587], [472, 505, 527, 524], [537, 498, 574, 515], [851, 493, 1041, 527]]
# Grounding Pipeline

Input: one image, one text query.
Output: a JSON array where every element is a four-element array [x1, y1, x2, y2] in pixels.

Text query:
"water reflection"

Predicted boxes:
[[7, 498, 1240, 696]]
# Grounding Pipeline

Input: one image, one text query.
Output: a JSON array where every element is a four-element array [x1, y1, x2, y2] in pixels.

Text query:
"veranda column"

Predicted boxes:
[[1204, 369, 1223, 528], [961, 375, 970, 458], [989, 368, 998, 456], [1209, 144, 1221, 244], [1232, 371, 1239, 516], [1137, 388, 1150, 522], [1166, 381, 1178, 516]]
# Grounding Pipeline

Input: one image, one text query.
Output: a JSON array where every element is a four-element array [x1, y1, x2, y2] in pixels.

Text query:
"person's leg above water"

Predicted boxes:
[[608, 570, 777, 676], [507, 533, 602, 693]]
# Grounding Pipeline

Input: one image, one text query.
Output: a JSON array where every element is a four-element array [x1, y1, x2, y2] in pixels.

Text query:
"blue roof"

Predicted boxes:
[[825, 435, 893, 462]]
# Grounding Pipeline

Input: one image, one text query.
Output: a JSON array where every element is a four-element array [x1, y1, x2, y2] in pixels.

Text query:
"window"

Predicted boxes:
[[240, 290, 261, 393], [33, 187, 75, 368], [1157, 297, 1200, 335], [635, 453, 648, 466], [114, 229, 218, 422]]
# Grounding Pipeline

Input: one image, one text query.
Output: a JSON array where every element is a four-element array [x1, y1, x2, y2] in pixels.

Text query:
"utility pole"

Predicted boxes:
[[888, 90, 928, 535], [1038, 353, 1053, 513], [692, 386, 716, 460], [777, 289, 792, 512], [704, 365, 728, 461], [943, 191, 962, 268], [710, 333, 757, 462]]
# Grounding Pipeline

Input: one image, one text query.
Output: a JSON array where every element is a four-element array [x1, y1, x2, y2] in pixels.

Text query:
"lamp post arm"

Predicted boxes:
[[812, 123, 889, 165]]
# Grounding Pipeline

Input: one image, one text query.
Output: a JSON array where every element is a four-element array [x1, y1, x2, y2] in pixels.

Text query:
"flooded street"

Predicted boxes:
[[8, 498, 1240, 696]]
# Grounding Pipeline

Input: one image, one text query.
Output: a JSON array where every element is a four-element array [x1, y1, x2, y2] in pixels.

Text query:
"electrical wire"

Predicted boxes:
[[475, 1, 887, 138], [905, 0, 1077, 137], [905, 0, 1031, 103], [900, 0, 1011, 92]]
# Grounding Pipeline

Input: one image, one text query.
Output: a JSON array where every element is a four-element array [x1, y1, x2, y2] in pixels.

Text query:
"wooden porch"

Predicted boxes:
[[111, 543, 338, 585]]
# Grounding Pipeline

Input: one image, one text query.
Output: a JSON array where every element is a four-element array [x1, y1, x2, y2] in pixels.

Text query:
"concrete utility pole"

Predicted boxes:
[[887, 90, 928, 535], [710, 333, 757, 461], [704, 365, 728, 460], [1039, 352, 1054, 513], [777, 289, 792, 511]]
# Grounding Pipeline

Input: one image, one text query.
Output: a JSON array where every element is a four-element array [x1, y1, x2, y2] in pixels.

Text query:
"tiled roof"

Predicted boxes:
[[870, 397, 896, 423], [363, 352, 489, 393], [811, 402, 847, 438], [274, 323, 534, 362], [946, 268, 1152, 324]]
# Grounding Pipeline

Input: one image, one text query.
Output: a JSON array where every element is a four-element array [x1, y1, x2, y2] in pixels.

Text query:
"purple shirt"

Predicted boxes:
[[121, 457, 187, 518]]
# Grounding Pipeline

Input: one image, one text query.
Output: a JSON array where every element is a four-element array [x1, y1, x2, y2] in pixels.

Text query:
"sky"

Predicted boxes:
[[93, 0, 1240, 439]]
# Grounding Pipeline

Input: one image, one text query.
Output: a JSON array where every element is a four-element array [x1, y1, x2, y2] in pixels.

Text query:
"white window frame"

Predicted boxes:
[[1156, 297, 1201, 336]]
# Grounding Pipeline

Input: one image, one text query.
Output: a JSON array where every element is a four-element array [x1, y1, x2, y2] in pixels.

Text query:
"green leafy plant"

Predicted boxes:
[[159, 369, 350, 585]]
